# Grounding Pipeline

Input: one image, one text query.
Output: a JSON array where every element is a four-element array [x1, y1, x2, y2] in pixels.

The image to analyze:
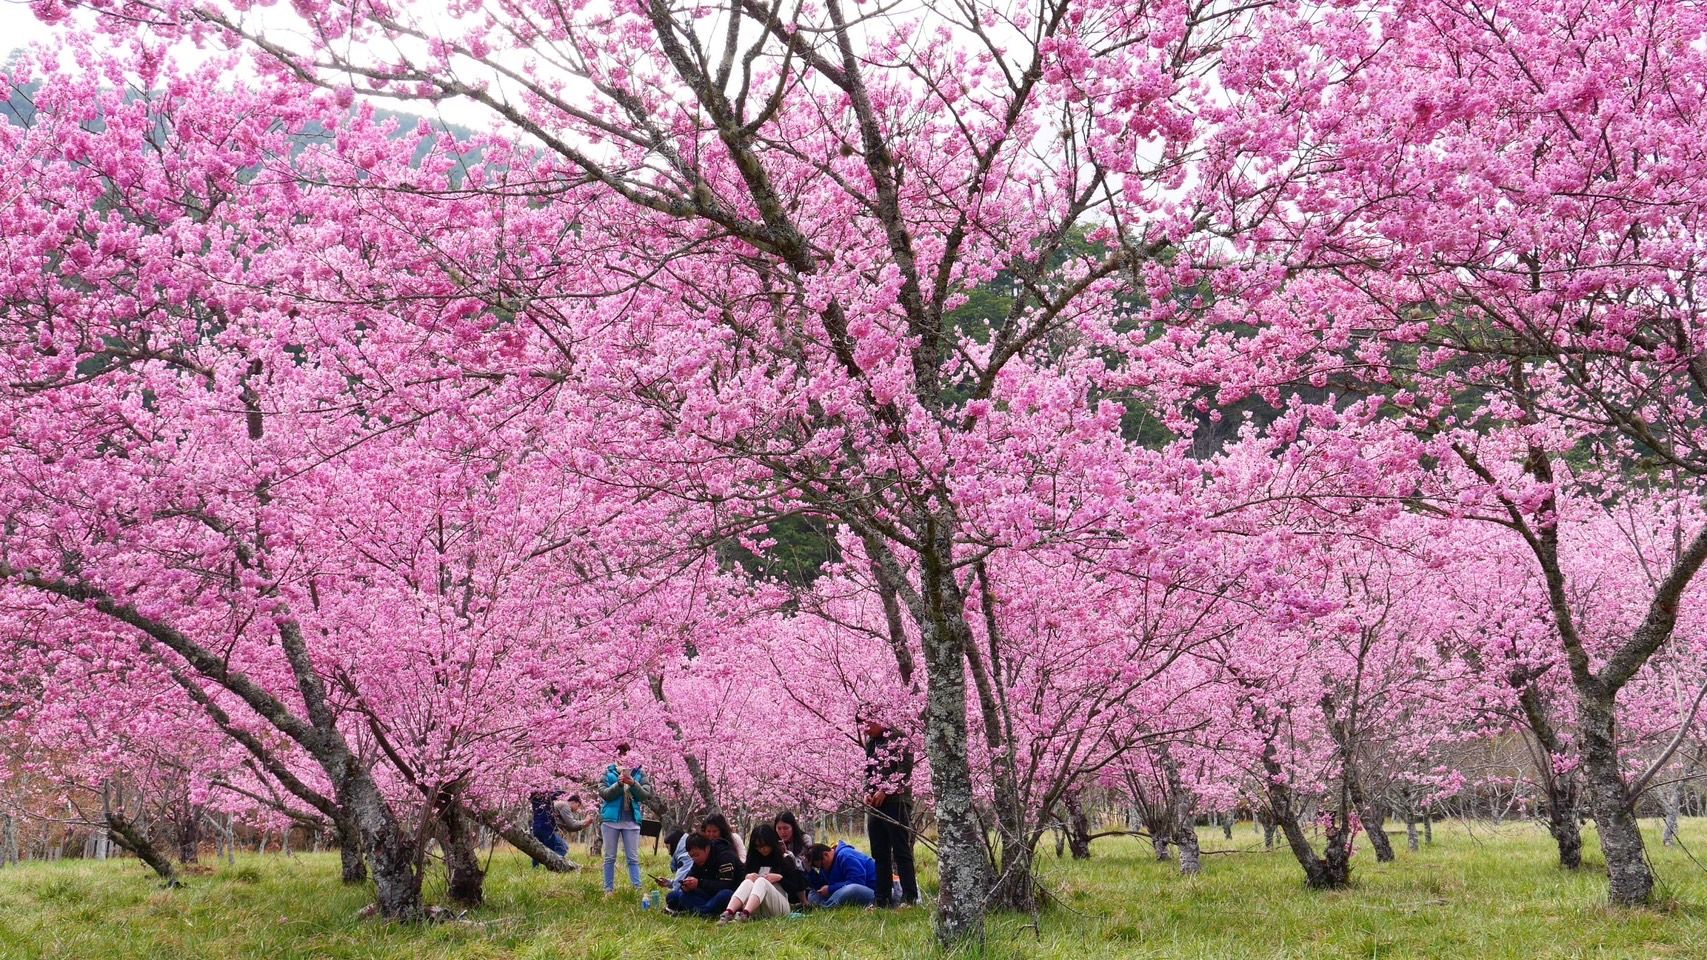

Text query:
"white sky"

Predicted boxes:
[[1, 2, 59, 57], [0, 0, 501, 130]]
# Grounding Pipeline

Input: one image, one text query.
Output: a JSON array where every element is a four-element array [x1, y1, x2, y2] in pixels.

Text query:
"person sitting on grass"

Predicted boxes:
[[804, 841, 878, 908], [773, 810, 812, 869], [656, 828, 694, 898], [665, 833, 741, 917], [700, 812, 746, 862], [717, 824, 808, 923]]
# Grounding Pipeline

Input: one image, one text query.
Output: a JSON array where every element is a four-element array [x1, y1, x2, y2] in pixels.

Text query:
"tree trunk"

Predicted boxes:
[[106, 814, 181, 887], [470, 808, 577, 872], [337, 815, 369, 884], [176, 807, 202, 864], [1221, 813, 1234, 841], [1262, 743, 1350, 890], [1422, 809, 1432, 845], [1175, 827, 1202, 877], [966, 561, 1037, 912], [916, 547, 995, 946], [995, 835, 1036, 911], [1358, 794, 1395, 863], [1160, 750, 1200, 877], [0, 814, 16, 866], [341, 770, 424, 921], [1579, 694, 1654, 906], [1063, 790, 1093, 860], [1542, 778, 1584, 869], [1663, 781, 1681, 847], [648, 673, 722, 815], [439, 802, 486, 908], [1518, 681, 1582, 868]]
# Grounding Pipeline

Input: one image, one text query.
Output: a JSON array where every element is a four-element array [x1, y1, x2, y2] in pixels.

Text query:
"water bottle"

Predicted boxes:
[[641, 890, 653, 910]]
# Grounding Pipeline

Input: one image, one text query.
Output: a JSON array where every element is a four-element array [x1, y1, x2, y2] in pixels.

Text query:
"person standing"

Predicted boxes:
[[862, 712, 919, 907], [598, 743, 652, 894]]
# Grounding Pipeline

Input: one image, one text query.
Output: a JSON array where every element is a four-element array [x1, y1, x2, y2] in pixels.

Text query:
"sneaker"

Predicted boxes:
[[733, 910, 751, 923], [716, 911, 737, 925], [663, 905, 683, 917]]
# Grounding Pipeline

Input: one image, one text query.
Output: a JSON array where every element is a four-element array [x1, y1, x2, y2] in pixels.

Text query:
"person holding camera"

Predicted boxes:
[[598, 743, 653, 895]]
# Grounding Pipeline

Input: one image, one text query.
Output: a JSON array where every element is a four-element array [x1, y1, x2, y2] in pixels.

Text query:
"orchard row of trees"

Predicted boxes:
[[2, 0, 1706, 946]]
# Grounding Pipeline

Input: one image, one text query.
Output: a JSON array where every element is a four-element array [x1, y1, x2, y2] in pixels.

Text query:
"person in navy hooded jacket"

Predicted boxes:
[[804, 841, 878, 908]]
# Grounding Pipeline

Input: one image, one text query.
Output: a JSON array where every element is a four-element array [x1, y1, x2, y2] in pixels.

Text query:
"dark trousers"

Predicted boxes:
[[867, 797, 918, 905], [666, 887, 734, 916], [529, 827, 568, 868]]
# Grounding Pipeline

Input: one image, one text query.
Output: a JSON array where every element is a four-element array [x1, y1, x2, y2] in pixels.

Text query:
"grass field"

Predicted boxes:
[[2, 819, 1706, 959]]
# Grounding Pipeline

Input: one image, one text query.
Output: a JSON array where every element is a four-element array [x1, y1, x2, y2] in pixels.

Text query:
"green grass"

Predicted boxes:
[[2, 819, 1706, 959]]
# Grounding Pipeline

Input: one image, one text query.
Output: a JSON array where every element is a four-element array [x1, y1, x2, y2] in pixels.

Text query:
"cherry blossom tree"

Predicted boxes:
[[1198, 0, 1707, 906]]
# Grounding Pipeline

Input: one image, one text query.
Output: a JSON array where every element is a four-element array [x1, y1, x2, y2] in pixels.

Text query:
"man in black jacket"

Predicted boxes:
[[664, 834, 740, 916], [863, 711, 919, 907]]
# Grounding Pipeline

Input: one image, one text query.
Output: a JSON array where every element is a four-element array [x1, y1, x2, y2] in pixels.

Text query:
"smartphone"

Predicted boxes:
[[652, 874, 672, 885]]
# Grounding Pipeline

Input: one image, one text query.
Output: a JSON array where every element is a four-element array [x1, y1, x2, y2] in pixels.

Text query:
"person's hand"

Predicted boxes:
[[817, 886, 829, 898], [867, 791, 887, 808], [745, 872, 759, 883], [619, 773, 635, 786], [682, 877, 699, 892]]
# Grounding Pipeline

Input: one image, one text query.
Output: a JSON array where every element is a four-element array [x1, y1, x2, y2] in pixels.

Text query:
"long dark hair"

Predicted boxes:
[[700, 813, 736, 844], [745, 823, 800, 877], [773, 810, 808, 855]]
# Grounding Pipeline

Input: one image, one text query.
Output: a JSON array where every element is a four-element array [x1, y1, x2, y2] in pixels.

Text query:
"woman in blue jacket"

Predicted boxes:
[[598, 744, 654, 894]]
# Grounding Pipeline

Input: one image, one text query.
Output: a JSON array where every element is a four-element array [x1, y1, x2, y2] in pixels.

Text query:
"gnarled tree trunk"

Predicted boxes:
[[916, 540, 996, 944], [471, 808, 577, 872], [104, 809, 180, 887], [1579, 694, 1653, 905], [1062, 790, 1093, 860], [439, 802, 486, 908]]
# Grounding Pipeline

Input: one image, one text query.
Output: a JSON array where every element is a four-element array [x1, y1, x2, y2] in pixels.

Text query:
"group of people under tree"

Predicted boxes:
[[526, 715, 921, 921]]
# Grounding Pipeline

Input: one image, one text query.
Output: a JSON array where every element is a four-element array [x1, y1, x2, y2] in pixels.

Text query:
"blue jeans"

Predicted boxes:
[[809, 884, 875, 908], [530, 828, 568, 869], [666, 887, 734, 916], [602, 823, 641, 891]]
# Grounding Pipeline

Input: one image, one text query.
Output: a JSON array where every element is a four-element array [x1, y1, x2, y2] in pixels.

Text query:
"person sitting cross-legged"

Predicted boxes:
[[717, 825, 808, 923], [804, 841, 878, 909], [664, 833, 741, 917]]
